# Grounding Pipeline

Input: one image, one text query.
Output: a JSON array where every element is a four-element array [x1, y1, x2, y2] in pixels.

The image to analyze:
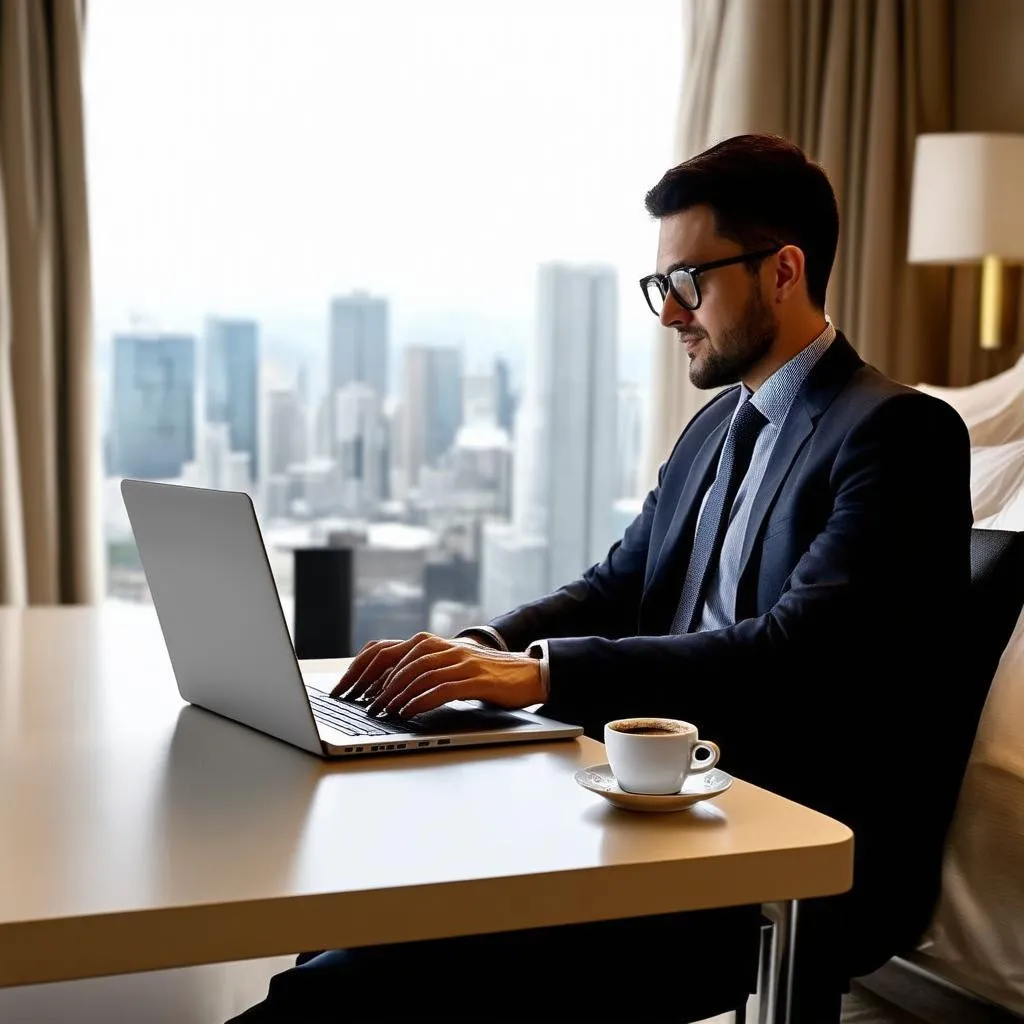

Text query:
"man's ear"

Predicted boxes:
[[773, 244, 805, 304]]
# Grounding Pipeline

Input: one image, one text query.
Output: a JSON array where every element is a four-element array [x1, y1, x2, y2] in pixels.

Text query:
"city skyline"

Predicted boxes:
[[101, 263, 648, 482], [102, 260, 649, 633], [85, 0, 681, 420]]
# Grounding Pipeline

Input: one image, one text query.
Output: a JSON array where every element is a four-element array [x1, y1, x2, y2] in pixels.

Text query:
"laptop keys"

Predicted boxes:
[[307, 689, 421, 736]]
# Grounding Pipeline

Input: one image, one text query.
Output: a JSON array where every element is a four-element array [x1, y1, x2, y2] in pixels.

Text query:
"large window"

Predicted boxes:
[[85, 0, 682, 641]]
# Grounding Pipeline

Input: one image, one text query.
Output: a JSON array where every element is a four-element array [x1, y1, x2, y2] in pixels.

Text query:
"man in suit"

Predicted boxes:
[[230, 134, 973, 1023]]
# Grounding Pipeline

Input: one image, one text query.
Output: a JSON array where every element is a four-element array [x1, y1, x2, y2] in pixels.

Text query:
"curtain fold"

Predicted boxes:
[[0, 0, 99, 605], [644, 0, 956, 488]]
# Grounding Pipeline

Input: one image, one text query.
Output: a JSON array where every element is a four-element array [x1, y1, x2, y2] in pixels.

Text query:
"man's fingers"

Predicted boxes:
[[331, 642, 387, 696], [372, 666, 467, 718], [359, 667, 396, 703], [332, 633, 439, 699], [333, 638, 411, 698], [396, 678, 469, 719], [365, 646, 463, 714]]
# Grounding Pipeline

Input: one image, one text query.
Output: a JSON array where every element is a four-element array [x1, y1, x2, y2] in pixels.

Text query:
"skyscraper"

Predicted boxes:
[[109, 332, 195, 480], [462, 371, 498, 427], [400, 345, 463, 490], [265, 385, 307, 479], [182, 422, 253, 493], [480, 262, 619, 608], [334, 382, 387, 517], [494, 356, 516, 433], [205, 317, 259, 483], [328, 292, 389, 399], [529, 261, 619, 587], [264, 383, 307, 517], [480, 521, 546, 620]]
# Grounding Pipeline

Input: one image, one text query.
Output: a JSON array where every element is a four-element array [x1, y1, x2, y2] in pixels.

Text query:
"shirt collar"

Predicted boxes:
[[740, 320, 836, 426]]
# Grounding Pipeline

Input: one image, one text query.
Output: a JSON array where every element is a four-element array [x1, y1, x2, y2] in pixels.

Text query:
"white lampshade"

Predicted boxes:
[[907, 132, 1024, 264]]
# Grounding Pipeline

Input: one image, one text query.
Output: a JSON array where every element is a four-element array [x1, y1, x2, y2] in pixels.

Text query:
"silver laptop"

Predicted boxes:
[[121, 479, 582, 758]]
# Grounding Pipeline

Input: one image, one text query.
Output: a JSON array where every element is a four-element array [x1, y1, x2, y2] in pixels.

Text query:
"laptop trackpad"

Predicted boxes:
[[409, 701, 530, 733]]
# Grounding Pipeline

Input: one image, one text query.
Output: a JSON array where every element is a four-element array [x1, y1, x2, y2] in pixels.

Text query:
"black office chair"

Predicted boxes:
[[772, 527, 1024, 1024]]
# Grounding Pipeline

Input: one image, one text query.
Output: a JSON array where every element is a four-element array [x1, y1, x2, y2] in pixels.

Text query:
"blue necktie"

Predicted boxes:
[[671, 399, 768, 634]]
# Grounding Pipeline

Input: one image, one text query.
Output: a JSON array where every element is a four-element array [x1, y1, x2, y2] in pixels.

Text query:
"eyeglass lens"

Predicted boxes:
[[644, 269, 699, 313]]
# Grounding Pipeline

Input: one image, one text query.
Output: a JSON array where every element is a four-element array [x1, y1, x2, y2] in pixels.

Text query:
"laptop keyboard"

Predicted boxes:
[[307, 689, 423, 737], [306, 688, 530, 738]]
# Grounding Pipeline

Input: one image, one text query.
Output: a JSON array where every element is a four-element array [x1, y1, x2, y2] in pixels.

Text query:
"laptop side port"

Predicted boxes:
[[438, 739, 451, 745]]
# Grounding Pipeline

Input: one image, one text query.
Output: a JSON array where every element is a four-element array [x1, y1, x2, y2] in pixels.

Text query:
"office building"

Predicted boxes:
[[400, 345, 463, 490], [263, 384, 309, 519], [265, 385, 307, 479], [328, 292, 388, 398], [494, 356, 516, 434], [418, 422, 512, 520], [480, 521, 547, 620], [205, 317, 259, 483], [334, 382, 387, 517], [109, 332, 195, 480], [181, 422, 252, 493], [327, 521, 436, 649], [516, 262, 619, 589], [462, 372, 499, 428]]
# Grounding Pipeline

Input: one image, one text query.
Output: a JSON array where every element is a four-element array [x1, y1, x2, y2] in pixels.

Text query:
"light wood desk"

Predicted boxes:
[[0, 605, 852, 1016]]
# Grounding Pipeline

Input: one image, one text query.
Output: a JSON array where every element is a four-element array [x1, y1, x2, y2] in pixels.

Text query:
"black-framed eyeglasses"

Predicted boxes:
[[639, 246, 782, 316]]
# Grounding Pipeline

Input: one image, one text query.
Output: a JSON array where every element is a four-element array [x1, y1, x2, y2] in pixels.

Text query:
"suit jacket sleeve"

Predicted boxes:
[[535, 392, 973, 734]]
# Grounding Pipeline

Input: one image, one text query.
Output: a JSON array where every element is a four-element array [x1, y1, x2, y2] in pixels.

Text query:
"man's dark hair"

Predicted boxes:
[[644, 134, 839, 310]]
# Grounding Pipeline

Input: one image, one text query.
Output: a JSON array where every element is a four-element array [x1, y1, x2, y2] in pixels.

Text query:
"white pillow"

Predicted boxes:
[[976, 486, 1024, 531], [917, 353, 1024, 446], [972, 440, 1024, 522]]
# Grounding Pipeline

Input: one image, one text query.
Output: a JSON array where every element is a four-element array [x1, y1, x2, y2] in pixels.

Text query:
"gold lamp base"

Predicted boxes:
[[980, 254, 1003, 350]]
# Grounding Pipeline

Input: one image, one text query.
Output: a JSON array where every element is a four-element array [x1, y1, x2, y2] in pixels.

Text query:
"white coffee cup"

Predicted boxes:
[[603, 718, 720, 795]]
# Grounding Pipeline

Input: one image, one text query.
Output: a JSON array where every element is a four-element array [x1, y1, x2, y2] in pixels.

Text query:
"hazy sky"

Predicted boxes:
[[84, 0, 683, 387]]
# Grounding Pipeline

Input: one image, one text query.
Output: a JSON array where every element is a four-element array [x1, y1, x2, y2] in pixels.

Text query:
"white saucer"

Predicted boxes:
[[574, 763, 733, 813]]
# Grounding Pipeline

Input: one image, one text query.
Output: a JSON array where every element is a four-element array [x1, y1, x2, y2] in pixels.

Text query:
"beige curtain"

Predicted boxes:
[[645, 0, 958, 486], [0, 0, 99, 605]]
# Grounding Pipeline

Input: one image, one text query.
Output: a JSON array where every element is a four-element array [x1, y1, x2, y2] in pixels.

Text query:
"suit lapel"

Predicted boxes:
[[737, 332, 863, 587], [641, 409, 730, 632], [736, 403, 813, 574]]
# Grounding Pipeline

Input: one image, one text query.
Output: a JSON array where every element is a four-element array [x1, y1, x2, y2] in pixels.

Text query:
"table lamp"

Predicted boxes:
[[907, 132, 1024, 349]]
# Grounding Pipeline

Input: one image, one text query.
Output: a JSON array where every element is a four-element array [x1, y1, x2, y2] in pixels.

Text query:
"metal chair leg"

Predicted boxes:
[[752, 900, 796, 1024]]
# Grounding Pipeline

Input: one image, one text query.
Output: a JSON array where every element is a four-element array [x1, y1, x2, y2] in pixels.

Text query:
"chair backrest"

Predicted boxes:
[[967, 528, 1024, 697], [941, 528, 1024, 819]]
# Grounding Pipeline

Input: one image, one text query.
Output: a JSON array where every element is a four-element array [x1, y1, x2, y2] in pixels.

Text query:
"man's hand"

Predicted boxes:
[[331, 632, 545, 719]]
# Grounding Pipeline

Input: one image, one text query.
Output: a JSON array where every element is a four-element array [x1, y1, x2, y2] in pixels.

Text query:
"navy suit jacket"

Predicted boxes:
[[490, 332, 974, 977]]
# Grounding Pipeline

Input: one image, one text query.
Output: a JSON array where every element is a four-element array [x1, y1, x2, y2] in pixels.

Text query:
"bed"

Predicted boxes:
[[861, 355, 1024, 1020]]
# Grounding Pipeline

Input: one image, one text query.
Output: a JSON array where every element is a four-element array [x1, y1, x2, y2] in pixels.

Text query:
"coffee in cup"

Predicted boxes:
[[604, 717, 720, 795]]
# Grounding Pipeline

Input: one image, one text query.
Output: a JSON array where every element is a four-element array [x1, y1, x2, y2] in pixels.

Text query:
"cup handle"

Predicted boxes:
[[690, 739, 720, 773]]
